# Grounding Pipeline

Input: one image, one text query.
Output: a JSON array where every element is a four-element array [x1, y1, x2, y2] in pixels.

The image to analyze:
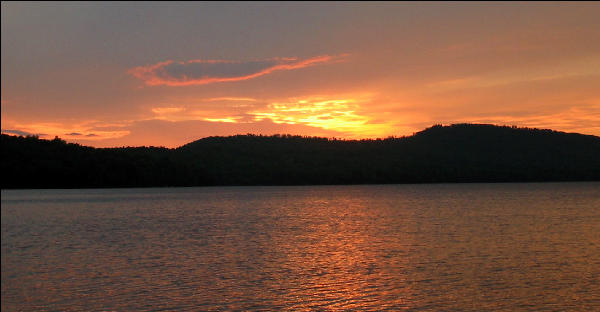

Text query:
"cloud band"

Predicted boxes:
[[128, 54, 348, 86]]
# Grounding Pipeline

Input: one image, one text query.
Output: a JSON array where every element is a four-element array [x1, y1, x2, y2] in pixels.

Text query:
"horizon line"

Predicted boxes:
[[3, 123, 598, 150]]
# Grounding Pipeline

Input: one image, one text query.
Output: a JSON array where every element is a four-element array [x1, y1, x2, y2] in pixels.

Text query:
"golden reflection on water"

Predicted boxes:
[[261, 197, 414, 311], [2, 183, 600, 311]]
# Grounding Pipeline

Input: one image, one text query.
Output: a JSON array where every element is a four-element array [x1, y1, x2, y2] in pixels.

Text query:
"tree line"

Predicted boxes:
[[2, 124, 599, 189]]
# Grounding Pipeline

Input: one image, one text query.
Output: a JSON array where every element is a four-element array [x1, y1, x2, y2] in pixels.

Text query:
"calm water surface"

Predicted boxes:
[[2, 183, 599, 311]]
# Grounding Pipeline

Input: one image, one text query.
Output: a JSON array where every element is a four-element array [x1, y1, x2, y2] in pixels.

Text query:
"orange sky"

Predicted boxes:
[[2, 2, 599, 147]]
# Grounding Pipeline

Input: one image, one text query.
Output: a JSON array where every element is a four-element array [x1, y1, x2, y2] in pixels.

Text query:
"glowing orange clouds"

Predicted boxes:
[[128, 54, 349, 86], [241, 95, 393, 137], [250, 97, 395, 137], [143, 94, 395, 138]]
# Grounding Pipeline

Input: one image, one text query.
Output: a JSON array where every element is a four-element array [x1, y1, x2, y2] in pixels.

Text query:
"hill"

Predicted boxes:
[[2, 124, 599, 188]]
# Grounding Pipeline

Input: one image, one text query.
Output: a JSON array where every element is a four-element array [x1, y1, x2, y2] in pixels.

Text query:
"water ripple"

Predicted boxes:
[[2, 183, 600, 311]]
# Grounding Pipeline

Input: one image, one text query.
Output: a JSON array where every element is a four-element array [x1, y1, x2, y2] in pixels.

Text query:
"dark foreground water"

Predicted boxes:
[[2, 183, 599, 311]]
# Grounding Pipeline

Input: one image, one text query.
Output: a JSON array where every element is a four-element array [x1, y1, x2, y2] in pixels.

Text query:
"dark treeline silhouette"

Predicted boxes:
[[2, 124, 600, 189]]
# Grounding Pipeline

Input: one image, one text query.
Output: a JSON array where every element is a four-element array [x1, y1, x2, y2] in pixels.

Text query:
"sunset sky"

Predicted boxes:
[[2, 2, 599, 147]]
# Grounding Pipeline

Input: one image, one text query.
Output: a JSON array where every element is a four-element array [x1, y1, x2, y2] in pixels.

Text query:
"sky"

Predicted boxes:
[[2, 2, 599, 147]]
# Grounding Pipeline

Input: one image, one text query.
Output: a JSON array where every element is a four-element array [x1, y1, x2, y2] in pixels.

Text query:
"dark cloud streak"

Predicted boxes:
[[128, 54, 348, 86]]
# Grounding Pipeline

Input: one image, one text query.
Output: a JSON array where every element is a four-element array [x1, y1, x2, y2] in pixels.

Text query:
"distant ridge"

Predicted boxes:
[[2, 124, 599, 189]]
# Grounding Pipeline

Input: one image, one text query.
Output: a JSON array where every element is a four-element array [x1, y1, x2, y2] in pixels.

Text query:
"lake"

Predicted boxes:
[[2, 183, 599, 311]]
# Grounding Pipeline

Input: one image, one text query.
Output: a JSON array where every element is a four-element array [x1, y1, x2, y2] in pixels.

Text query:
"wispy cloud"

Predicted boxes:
[[151, 107, 185, 115], [3, 122, 130, 141], [1, 129, 37, 136], [63, 132, 99, 137], [128, 54, 349, 86], [203, 97, 257, 102], [426, 56, 600, 92]]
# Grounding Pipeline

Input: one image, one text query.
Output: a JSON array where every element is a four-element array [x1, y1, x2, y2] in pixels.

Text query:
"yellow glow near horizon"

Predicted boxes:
[[142, 95, 396, 138], [251, 97, 394, 137], [203, 117, 242, 123]]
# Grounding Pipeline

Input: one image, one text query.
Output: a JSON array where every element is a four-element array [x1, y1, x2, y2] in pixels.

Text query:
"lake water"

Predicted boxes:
[[2, 183, 599, 311]]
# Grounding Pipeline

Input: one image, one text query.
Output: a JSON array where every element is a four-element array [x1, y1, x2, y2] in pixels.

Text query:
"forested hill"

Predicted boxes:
[[2, 124, 600, 189]]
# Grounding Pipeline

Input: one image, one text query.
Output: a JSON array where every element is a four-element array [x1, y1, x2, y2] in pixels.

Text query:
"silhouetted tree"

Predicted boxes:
[[2, 124, 599, 188]]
